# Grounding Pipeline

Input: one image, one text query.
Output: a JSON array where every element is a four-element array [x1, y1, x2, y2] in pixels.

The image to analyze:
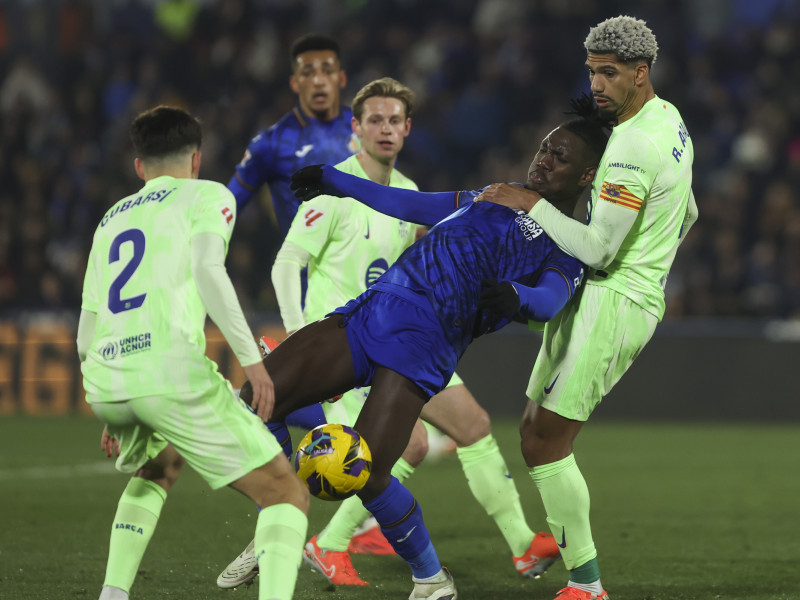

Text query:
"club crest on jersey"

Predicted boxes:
[[348, 133, 361, 154], [221, 206, 233, 224], [304, 208, 325, 227], [366, 258, 390, 287], [514, 213, 544, 241]]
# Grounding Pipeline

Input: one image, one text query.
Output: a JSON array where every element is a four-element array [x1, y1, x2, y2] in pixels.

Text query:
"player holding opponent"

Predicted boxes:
[[78, 106, 309, 600], [242, 107, 610, 600], [274, 77, 559, 586], [477, 17, 698, 599]]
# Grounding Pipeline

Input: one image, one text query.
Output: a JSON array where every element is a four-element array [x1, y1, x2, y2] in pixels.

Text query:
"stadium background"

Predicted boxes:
[[1, 0, 799, 418]]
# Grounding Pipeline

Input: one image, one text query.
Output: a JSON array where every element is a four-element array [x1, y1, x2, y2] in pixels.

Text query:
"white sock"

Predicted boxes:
[[99, 586, 129, 600], [413, 569, 447, 584], [568, 579, 604, 595]]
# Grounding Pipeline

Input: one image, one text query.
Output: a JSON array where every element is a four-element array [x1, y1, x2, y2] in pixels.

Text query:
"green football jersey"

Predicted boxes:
[[81, 175, 237, 401], [587, 96, 694, 319], [286, 154, 419, 322]]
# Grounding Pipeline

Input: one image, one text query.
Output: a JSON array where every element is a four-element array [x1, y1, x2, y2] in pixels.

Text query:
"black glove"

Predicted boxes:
[[477, 278, 520, 318], [290, 164, 325, 201]]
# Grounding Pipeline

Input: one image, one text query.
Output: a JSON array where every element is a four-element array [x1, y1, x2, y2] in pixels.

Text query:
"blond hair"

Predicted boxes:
[[584, 15, 659, 66], [351, 77, 415, 122]]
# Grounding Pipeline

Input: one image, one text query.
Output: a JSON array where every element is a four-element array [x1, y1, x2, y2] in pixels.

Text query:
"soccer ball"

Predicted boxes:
[[294, 424, 372, 501]]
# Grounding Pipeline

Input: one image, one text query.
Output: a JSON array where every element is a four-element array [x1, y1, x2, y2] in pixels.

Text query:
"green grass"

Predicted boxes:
[[1, 416, 799, 600]]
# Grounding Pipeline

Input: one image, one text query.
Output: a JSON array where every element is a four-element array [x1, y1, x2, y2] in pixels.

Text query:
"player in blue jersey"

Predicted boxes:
[[227, 33, 358, 236], [239, 109, 609, 600]]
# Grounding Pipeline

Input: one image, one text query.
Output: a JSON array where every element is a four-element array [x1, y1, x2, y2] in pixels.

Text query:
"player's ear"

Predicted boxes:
[[289, 74, 300, 94], [582, 166, 598, 185], [134, 158, 146, 181], [191, 150, 202, 178], [339, 69, 347, 89], [403, 117, 412, 137], [351, 116, 361, 137]]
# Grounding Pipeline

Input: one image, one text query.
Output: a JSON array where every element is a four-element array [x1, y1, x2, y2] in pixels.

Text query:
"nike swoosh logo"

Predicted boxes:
[[364, 223, 370, 239], [557, 526, 567, 548], [295, 144, 314, 158], [396, 526, 417, 543], [544, 374, 560, 394]]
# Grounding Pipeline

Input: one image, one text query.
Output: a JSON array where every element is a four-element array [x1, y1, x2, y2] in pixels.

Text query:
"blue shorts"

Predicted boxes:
[[330, 290, 457, 399]]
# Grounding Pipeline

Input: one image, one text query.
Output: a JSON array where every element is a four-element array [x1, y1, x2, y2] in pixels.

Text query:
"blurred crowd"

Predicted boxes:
[[1, 0, 798, 320]]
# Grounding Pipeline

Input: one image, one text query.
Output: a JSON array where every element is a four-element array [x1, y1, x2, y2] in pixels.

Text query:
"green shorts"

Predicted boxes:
[[321, 372, 464, 426], [89, 375, 281, 489], [527, 283, 658, 421]]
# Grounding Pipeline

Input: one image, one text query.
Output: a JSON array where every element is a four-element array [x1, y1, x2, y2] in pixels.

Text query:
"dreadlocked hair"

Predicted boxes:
[[561, 93, 613, 164]]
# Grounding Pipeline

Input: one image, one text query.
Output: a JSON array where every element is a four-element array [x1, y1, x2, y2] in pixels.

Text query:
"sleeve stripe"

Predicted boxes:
[[544, 267, 574, 299]]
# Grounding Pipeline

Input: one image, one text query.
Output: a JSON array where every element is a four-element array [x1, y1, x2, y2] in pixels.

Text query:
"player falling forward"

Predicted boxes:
[[220, 77, 561, 590], [78, 106, 308, 600], [239, 106, 610, 600]]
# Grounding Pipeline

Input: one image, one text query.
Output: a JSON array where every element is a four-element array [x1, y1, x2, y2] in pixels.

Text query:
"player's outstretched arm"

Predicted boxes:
[[191, 232, 274, 417], [291, 165, 459, 226], [478, 269, 572, 322]]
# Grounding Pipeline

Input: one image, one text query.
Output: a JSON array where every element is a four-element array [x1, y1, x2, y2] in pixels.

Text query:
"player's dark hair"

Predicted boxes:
[[290, 33, 341, 66], [560, 93, 613, 164], [130, 106, 201, 160]]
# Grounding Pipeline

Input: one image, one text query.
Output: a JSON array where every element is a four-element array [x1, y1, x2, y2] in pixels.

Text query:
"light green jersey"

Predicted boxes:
[[587, 96, 694, 319], [286, 154, 419, 322], [81, 176, 237, 401]]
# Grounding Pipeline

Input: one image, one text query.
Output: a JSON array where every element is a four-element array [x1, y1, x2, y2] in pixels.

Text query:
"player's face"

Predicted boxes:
[[353, 97, 411, 166], [290, 50, 347, 121], [586, 52, 647, 123], [526, 127, 594, 202]]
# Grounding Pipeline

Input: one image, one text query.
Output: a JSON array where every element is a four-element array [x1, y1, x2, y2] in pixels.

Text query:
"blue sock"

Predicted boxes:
[[363, 477, 441, 578], [267, 422, 292, 459]]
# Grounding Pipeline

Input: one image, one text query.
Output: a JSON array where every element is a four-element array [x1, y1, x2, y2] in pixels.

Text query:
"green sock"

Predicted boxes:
[[317, 457, 415, 551], [457, 434, 534, 556], [104, 477, 167, 593], [255, 504, 308, 600], [530, 453, 598, 572]]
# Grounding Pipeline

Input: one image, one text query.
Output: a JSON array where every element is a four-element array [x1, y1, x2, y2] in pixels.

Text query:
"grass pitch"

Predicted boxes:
[[1, 416, 798, 600]]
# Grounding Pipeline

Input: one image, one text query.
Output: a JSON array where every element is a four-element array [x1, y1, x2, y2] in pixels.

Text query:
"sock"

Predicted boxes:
[[103, 477, 167, 593], [530, 453, 597, 571], [457, 434, 535, 556], [363, 477, 440, 578], [267, 422, 293, 459], [98, 586, 128, 600], [318, 457, 416, 551], [569, 574, 604, 594], [254, 503, 308, 600]]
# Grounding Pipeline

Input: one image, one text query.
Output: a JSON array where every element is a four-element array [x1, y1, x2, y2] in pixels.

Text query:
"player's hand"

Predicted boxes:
[[290, 164, 325, 201], [477, 278, 520, 318], [475, 183, 542, 212], [100, 426, 120, 459], [244, 361, 275, 421]]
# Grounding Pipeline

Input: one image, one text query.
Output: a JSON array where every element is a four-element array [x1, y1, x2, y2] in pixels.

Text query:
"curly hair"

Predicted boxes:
[[584, 15, 658, 66]]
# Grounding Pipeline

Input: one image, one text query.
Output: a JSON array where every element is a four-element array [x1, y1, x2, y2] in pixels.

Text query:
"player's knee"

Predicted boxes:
[[457, 407, 492, 446], [401, 427, 429, 467]]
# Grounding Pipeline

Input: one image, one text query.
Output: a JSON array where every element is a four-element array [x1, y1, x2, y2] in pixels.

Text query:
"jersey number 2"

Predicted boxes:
[[108, 229, 147, 314]]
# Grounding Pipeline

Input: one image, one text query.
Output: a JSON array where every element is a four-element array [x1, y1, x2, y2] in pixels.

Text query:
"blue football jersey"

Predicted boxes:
[[372, 199, 584, 353], [230, 105, 358, 236]]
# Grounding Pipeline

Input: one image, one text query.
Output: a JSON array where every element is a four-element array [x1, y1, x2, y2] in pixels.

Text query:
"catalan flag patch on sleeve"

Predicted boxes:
[[598, 182, 642, 212]]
